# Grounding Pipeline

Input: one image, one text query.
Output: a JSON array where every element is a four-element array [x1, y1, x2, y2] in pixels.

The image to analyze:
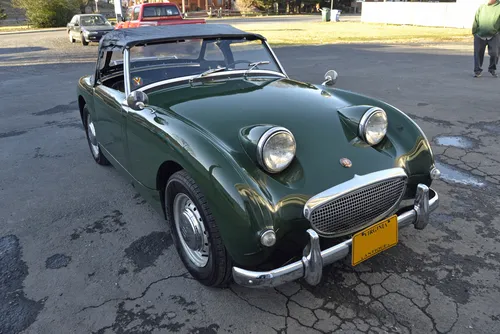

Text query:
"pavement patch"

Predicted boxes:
[[33, 147, 63, 159], [94, 301, 186, 334], [434, 135, 477, 149], [32, 101, 78, 116], [435, 161, 486, 187], [406, 113, 454, 128], [0, 130, 27, 139], [469, 120, 500, 135], [70, 210, 126, 240], [124, 231, 172, 273], [0, 235, 45, 334], [189, 324, 220, 333], [45, 253, 72, 269]]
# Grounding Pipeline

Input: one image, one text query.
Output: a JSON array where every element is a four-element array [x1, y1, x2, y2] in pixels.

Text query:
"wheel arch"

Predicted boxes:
[[78, 95, 86, 124], [150, 143, 272, 267], [156, 160, 184, 219]]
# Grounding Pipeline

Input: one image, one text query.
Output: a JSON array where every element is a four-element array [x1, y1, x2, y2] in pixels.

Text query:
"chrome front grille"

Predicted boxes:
[[304, 168, 407, 237]]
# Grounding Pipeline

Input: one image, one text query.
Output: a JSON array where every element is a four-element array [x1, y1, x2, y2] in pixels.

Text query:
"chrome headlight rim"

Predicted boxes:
[[257, 126, 296, 174], [358, 107, 388, 146]]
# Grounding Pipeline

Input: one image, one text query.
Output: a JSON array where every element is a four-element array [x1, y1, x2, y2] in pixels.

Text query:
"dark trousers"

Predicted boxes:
[[474, 34, 499, 73]]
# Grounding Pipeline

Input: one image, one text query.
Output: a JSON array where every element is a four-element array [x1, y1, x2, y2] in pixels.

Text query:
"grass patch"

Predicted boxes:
[[231, 21, 473, 45], [0, 25, 32, 32]]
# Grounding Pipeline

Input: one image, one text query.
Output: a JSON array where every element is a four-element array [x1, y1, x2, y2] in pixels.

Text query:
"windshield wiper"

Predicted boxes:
[[192, 66, 228, 80], [244, 61, 270, 77]]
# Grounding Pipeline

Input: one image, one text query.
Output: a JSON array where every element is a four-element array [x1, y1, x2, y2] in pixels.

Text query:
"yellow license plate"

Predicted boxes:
[[351, 215, 398, 266]]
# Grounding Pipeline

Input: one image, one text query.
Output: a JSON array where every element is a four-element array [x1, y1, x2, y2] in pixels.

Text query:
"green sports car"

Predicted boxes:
[[77, 24, 440, 288]]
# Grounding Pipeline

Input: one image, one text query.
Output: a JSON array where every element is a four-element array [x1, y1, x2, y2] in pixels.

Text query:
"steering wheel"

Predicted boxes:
[[226, 60, 253, 69], [111, 81, 125, 92]]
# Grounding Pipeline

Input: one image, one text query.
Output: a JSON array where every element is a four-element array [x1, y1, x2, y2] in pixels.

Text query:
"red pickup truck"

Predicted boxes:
[[115, 2, 205, 29]]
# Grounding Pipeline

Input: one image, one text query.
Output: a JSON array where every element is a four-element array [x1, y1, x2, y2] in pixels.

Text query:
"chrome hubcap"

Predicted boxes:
[[86, 113, 99, 158], [173, 193, 209, 268]]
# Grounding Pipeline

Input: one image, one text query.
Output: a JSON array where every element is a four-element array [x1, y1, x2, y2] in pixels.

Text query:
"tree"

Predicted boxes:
[[79, 0, 92, 13], [12, 0, 81, 27], [235, 0, 264, 14], [0, 6, 7, 20]]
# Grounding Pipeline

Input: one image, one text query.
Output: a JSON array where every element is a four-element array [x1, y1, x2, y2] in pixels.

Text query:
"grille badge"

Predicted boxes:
[[339, 158, 352, 168]]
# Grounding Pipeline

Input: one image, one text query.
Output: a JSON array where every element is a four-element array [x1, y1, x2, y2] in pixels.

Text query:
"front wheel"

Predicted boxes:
[[83, 105, 109, 166], [165, 170, 232, 288], [81, 34, 88, 46]]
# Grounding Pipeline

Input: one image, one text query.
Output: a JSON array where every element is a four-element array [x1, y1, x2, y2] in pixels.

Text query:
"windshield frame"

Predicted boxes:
[[118, 37, 288, 96]]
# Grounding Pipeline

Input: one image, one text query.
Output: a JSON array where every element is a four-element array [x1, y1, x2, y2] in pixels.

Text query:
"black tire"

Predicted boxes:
[[165, 170, 233, 288], [83, 105, 110, 166], [81, 34, 88, 46]]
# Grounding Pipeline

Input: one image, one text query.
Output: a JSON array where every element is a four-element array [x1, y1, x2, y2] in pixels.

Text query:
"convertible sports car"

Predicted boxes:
[[77, 24, 440, 288]]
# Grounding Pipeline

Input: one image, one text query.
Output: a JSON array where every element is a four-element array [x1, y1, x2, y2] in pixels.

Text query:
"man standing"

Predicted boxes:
[[472, 0, 500, 78]]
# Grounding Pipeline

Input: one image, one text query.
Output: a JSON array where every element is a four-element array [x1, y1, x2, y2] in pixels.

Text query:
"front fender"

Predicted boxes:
[[126, 107, 273, 267], [77, 75, 95, 121], [322, 86, 435, 189]]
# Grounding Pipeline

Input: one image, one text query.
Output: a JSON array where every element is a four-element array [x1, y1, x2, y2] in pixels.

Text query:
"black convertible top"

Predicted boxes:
[[100, 24, 265, 49]]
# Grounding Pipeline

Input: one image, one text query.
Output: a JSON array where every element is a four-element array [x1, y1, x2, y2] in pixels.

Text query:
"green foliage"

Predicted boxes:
[[12, 0, 82, 27], [0, 6, 7, 20]]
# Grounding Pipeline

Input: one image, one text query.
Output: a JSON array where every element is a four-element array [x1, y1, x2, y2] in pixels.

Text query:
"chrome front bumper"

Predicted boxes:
[[232, 184, 439, 288]]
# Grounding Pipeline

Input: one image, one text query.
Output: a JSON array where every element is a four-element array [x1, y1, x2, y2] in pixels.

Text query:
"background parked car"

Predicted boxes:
[[67, 14, 115, 46]]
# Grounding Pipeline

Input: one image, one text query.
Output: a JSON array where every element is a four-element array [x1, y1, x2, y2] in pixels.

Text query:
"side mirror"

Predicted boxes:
[[322, 70, 338, 86], [75, 23, 79, 26], [127, 91, 149, 111]]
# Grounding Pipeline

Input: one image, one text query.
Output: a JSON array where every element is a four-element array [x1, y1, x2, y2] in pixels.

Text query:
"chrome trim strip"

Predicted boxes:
[[232, 186, 439, 288], [123, 48, 131, 96], [256, 127, 296, 174], [303, 167, 407, 219], [137, 70, 286, 92], [263, 40, 288, 78]]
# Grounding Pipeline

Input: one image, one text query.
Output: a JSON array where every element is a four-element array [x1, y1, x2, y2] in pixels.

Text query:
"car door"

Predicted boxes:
[[92, 50, 128, 169], [130, 7, 141, 27], [122, 8, 133, 28], [68, 16, 77, 36], [74, 16, 82, 39]]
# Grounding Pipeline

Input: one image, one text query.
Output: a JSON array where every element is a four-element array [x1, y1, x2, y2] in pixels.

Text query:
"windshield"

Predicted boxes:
[[125, 37, 282, 91], [81, 15, 108, 26], [142, 5, 180, 18]]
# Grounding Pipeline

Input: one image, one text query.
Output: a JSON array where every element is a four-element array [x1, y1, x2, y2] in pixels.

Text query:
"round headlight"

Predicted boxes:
[[257, 127, 296, 173], [359, 108, 388, 146]]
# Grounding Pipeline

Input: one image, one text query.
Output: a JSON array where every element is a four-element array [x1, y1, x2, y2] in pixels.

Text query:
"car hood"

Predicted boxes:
[[147, 76, 428, 199], [81, 25, 113, 32]]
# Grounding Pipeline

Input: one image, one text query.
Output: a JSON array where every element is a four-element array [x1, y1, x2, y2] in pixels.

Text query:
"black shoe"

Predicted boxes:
[[489, 70, 498, 78], [474, 71, 482, 77]]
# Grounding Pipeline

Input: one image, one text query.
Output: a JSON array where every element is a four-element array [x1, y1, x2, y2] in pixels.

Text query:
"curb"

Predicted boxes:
[[0, 27, 66, 35]]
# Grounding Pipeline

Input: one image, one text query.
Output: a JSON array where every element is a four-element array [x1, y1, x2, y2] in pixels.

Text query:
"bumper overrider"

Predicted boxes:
[[232, 183, 439, 288]]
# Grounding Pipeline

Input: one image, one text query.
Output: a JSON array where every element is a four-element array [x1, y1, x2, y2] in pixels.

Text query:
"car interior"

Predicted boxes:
[[97, 38, 278, 93]]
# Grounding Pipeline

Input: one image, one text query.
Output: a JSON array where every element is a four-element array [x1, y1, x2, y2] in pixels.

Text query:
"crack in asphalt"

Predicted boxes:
[[439, 145, 500, 184], [78, 273, 188, 313]]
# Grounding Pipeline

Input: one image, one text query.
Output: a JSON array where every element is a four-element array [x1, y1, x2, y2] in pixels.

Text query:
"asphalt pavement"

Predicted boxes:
[[1, 30, 499, 334]]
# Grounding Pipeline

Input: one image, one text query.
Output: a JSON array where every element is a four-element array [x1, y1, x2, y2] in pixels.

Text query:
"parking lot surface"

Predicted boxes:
[[1, 30, 499, 334]]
